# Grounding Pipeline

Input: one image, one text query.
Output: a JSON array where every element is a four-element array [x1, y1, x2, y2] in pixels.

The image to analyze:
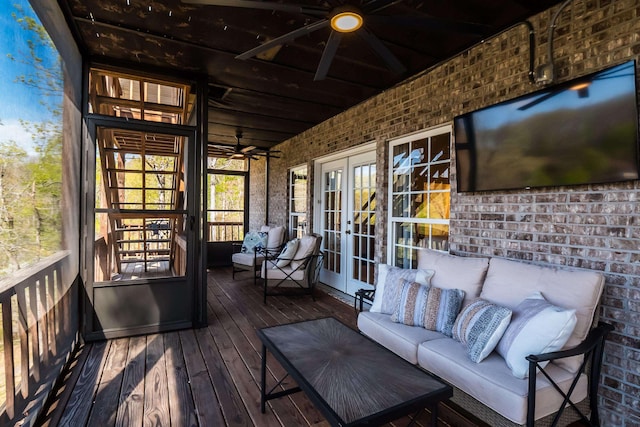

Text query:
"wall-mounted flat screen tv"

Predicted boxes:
[[454, 60, 639, 192]]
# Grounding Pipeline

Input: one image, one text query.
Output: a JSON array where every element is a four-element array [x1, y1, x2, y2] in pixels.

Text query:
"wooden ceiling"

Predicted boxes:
[[59, 0, 563, 150]]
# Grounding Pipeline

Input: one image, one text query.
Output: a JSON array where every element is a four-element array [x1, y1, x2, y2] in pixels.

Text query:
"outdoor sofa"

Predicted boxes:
[[357, 249, 612, 426]]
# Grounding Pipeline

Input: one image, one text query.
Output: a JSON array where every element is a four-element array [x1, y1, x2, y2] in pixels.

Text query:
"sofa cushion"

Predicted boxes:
[[417, 338, 588, 425], [390, 280, 464, 337], [497, 292, 577, 379], [480, 257, 604, 373], [370, 264, 435, 314], [357, 311, 445, 364], [452, 299, 512, 363], [417, 249, 489, 306]]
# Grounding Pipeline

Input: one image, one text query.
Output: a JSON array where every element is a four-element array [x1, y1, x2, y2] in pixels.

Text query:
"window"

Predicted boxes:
[[289, 166, 308, 238], [0, 1, 64, 277], [388, 126, 451, 268], [206, 157, 247, 242]]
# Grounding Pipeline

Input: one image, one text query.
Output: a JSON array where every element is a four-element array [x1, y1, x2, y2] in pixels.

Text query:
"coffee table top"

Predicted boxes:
[[258, 317, 452, 426]]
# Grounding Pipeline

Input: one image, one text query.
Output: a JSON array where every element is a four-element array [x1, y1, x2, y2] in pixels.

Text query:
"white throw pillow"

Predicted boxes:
[[274, 239, 299, 268], [369, 264, 435, 314], [289, 235, 317, 270], [496, 291, 577, 379]]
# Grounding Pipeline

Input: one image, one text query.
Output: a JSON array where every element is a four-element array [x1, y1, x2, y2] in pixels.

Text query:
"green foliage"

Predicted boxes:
[[0, 4, 63, 277]]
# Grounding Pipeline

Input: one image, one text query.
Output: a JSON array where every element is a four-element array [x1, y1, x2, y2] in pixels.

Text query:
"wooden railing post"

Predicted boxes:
[[0, 251, 74, 426]]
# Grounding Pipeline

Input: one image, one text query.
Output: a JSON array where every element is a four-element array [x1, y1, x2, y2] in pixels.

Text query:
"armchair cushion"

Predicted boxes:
[[275, 238, 299, 268], [289, 234, 317, 270], [240, 231, 268, 254], [266, 226, 286, 249], [231, 251, 264, 268]]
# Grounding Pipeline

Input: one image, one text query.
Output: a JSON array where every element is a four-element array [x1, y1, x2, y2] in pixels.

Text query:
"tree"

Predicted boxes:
[[0, 4, 63, 276]]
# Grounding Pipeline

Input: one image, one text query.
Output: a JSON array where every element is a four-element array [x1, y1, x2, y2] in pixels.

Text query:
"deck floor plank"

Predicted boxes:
[[86, 338, 129, 427], [57, 340, 110, 426], [44, 267, 487, 427], [115, 336, 147, 427], [163, 331, 198, 427], [178, 329, 226, 425], [143, 334, 171, 427]]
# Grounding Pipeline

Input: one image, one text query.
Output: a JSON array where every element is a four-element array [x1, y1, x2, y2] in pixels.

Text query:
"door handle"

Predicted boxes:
[[345, 230, 351, 235]]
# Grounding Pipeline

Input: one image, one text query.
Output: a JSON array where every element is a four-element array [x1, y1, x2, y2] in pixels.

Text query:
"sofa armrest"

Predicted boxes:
[[524, 322, 614, 427]]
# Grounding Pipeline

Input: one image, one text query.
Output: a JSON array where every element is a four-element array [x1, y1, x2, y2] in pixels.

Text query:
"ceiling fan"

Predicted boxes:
[[183, 0, 489, 80], [210, 131, 280, 160]]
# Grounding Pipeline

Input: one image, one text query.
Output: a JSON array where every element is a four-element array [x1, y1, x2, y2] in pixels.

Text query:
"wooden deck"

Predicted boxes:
[[37, 268, 483, 427]]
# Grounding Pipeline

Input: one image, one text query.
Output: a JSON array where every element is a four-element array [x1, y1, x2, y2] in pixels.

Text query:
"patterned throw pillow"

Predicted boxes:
[[240, 231, 268, 254], [452, 299, 512, 363], [496, 292, 577, 379], [370, 265, 435, 315], [391, 280, 465, 336]]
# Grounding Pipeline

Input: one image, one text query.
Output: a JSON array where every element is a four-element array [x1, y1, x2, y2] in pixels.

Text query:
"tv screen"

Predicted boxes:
[[454, 60, 639, 192]]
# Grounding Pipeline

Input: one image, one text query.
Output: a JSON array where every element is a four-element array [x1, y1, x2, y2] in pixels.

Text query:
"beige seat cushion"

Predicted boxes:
[[480, 257, 604, 373], [357, 311, 445, 364], [417, 249, 489, 306], [261, 261, 305, 281], [418, 338, 588, 425], [231, 252, 264, 268]]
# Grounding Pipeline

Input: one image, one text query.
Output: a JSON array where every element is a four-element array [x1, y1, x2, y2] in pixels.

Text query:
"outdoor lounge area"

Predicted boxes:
[[1, 0, 639, 426], [35, 270, 488, 427]]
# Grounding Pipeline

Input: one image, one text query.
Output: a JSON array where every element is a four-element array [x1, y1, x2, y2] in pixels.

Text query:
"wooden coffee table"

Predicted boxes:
[[257, 317, 453, 426]]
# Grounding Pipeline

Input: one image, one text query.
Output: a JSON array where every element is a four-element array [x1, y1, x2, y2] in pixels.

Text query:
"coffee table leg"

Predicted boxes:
[[429, 403, 438, 427], [261, 344, 267, 413]]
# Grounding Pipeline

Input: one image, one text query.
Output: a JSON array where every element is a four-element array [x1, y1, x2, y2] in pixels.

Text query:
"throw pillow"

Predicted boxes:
[[496, 291, 577, 379], [452, 299, 512, 363], [240, 231, 268, 254], [370, 264, 435, 314], [274, 238, 299, 268], [289, 235, 317, 270], [390, 280, 465, 336]]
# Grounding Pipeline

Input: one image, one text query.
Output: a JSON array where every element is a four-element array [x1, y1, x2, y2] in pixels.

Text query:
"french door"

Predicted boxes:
[[318, 150, 376, 296]]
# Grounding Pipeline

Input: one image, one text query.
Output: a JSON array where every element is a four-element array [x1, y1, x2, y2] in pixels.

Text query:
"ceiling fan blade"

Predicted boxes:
[[356, 27, 406, 75], [363, 0, 405, 14], [236, 19, 330, 60], [182, 0, 328, 16], [241, 145, 257, 153], [314, 31, 342, 81], [366, 15, 489, 36]]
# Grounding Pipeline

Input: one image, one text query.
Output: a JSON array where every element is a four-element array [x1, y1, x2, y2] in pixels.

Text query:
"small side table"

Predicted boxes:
[[354, 288, 375, 314]]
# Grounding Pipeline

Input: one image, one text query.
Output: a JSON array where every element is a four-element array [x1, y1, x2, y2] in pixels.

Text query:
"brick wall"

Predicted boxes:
[[251, 1, 640, 423]]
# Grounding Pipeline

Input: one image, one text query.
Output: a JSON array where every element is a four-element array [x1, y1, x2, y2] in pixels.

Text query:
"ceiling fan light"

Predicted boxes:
[[331, 12, 363, 33]]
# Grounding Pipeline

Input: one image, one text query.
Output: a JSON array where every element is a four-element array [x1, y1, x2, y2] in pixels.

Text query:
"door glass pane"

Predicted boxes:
[[352, 161, 376, 285], [323, 169, 342, 274], [94, 127, 188, 281]]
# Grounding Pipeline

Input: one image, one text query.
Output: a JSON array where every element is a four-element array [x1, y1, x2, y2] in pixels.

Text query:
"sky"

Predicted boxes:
[[0, 0, 62, 154]]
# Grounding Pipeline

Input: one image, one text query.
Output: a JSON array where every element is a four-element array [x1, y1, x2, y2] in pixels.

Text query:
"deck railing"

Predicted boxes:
[[0, 251, 77, 427], [207, 221, 243, 242]]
